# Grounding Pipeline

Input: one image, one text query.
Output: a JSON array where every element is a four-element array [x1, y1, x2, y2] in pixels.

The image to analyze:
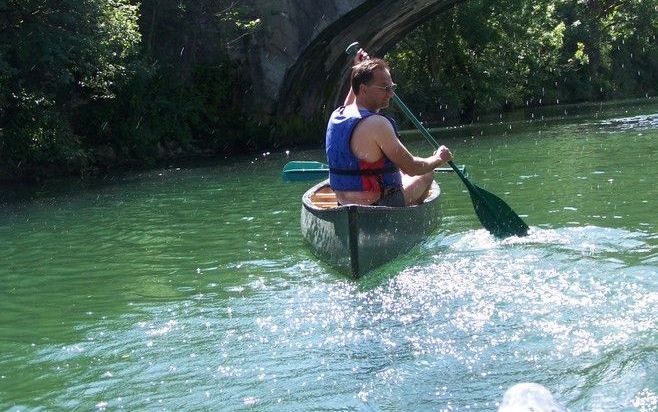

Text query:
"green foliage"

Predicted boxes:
[[0, 90, 89, 178], [387, 0, 658, 123], [0, 0, 140, 180], [388, 0, 565, 123], [1, 0, 258, 180], [2, 0, 656, 181], [79, 54, 253, 167], [105, 0, 257, 159]]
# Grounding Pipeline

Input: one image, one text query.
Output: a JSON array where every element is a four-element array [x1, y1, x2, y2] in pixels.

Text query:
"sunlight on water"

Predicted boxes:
[[3, 245, 655, 410], [1, 103, 657, 410], [597, 113, 658, 132], [42, 224, 652, 410]]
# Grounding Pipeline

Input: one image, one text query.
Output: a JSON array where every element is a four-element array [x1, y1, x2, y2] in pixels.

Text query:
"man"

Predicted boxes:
[[326, 49, 453, 207]]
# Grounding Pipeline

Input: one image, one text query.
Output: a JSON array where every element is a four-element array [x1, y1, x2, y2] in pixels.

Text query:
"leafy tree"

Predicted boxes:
[[91, 0, 262, 165], [555, 0, 658, 100], [388, 0, 566, 123], [0, 0, 262, 180], [2, 0, 655, 181], [386, 0, 658, 124], [0, 0, 140, 179]]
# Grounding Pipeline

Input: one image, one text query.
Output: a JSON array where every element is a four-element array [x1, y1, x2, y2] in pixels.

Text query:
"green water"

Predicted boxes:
[[1, 101, 657, 411]]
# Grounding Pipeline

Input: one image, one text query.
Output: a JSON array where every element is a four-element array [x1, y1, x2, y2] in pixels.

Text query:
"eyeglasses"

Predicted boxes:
[[368, 83, 397, 93]]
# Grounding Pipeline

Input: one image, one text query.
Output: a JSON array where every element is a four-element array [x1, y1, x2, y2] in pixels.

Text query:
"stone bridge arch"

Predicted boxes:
[[238, 0, 463, 140]]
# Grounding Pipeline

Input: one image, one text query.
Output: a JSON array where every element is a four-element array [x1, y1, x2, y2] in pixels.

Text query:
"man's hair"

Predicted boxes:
[[351, 58, 390, 95]]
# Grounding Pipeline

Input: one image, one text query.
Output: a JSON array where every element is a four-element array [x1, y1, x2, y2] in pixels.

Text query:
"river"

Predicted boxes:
[[1, 100, 656, 411]]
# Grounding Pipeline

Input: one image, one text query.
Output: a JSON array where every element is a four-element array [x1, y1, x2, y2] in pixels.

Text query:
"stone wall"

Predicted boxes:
[[229, 0, 463, 139]]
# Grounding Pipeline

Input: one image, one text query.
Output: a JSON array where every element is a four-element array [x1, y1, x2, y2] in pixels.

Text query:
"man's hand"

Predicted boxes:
[[353, 48, 369, 66], [433, 145, 453, 166], [344, 48, 369, 106]]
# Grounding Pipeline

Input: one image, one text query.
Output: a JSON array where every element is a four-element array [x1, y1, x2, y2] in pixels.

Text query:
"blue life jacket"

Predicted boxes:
[[325, 106, 402, 192]]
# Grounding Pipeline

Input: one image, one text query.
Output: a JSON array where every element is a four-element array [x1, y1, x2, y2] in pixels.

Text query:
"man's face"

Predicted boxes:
[[363, 68, 395, 111]]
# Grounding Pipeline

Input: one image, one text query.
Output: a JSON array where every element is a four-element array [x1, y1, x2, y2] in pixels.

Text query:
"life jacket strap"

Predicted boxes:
[[329, 166, 399, 176]]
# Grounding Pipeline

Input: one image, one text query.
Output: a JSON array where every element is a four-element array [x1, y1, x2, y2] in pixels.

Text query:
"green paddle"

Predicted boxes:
[[282, 160, 466, 182], [346, 42, 528, 238]]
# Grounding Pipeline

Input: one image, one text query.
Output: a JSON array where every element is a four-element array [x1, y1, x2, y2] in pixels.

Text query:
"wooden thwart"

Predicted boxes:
[[308, 185, 436, 209], [310, 186, 338, 208]]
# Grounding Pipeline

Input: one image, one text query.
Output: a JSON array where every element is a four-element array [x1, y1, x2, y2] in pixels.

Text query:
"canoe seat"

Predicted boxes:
[[310, 185, 338, 209]]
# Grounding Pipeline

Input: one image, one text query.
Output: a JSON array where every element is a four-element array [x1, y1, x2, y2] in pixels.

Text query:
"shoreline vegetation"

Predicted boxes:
[[1, 0, 657, 183]]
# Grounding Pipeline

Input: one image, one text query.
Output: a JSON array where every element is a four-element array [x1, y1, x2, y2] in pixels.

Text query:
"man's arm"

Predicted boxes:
[[342, 49, 369, 106], [343, 87, 356, 107], [357, 116, 451, 176]]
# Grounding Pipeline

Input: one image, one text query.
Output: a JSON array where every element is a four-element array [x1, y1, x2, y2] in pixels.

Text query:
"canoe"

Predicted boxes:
[[300, 179, 442, 277]]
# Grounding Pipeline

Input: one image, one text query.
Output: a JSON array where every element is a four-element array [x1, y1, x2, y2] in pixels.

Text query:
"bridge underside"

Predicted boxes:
[[274, 0, 462, 127]]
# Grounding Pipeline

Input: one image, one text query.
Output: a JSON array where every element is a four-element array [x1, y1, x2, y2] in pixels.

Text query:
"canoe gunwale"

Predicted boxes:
[[301, 179, 441, 213]]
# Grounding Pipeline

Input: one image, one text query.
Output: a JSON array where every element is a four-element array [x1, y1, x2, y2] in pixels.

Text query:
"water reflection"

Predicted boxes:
[[1, 103, 657, 410], [598, 113, 658, 132], [16, 224, 653, 410]]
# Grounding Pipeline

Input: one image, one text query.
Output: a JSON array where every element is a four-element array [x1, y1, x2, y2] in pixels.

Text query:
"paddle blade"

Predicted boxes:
[[282, 161, 329, 181], [467, 184, 529, 238]]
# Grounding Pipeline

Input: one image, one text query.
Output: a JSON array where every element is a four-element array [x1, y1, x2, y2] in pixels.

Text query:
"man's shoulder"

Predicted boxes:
[[353, 114, 397, 147], [358, 113, 395, 130], [332, 104, 361, 120]]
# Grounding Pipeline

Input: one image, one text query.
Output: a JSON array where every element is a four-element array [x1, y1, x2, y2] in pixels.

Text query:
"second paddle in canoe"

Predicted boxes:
[[282, 161, 466, 182]]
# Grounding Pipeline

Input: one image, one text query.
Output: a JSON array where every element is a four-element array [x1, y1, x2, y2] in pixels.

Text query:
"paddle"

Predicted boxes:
[[282, 160, 466, 182], [345, 42, 529, 238]]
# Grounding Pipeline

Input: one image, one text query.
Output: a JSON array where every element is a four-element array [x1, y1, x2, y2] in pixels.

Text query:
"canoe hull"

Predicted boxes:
[[301, 179, 441, 277]]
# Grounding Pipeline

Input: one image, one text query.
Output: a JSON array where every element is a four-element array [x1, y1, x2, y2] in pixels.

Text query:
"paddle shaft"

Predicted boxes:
[[391, 94, 477, 192]]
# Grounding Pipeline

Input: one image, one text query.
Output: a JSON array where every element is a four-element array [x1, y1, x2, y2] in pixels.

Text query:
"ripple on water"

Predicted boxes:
[[8, 225, 655, 410], [598, 113, 658, 132]]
